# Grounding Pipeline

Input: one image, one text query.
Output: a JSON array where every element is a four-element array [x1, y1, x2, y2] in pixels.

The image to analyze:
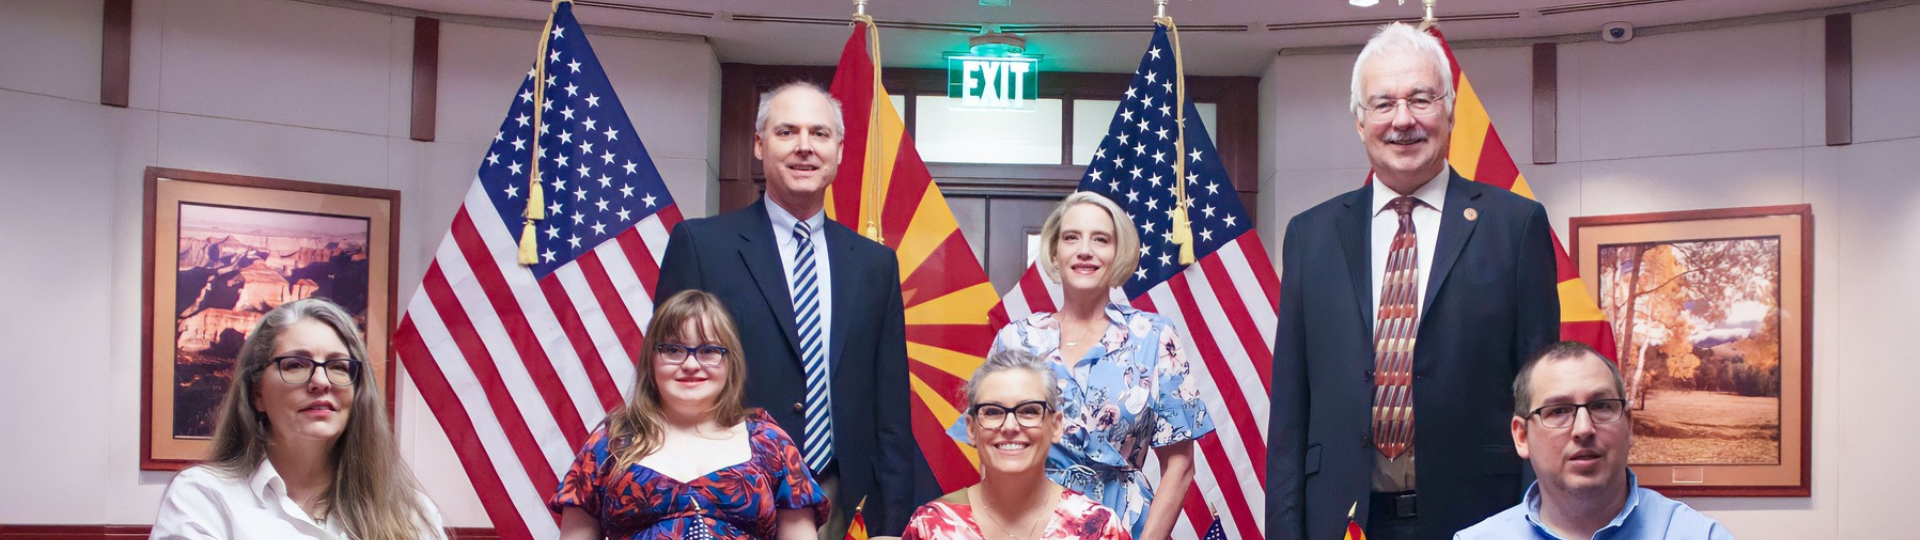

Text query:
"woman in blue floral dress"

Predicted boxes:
[[953, 192, 1215, 540], [551, 290, 828, 540]]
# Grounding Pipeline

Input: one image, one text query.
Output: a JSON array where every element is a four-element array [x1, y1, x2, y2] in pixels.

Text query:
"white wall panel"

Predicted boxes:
[[435, 22, 544, 147], [1851, 5, 1920, 144], [1577, 147, 1807, 215], [154, 111, 394, 189], [0, 0, 102, 101], [1271, 53, 1369, 173], [156, 0, 394, 135], [1569, 21, 1808, 161]]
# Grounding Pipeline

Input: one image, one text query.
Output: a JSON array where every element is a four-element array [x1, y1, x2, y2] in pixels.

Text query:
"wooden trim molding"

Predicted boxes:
[[1824, 13, 1851, 147], [410, 17, 441, 142], [1531, 42, 1558, 165], [0, 525, 500, 539], [100, 0, 132, 108]]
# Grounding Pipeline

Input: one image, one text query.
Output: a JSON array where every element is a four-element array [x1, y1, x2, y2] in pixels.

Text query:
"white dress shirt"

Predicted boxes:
[[151, 459, 447, 540], [766, 195, 834, 360], [1366, 163, 1449, 493]]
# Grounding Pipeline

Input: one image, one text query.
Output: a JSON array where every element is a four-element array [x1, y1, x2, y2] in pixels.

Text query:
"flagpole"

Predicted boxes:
[[518, 0, 572, 265], [1153, 0, 1195, 265], [1418, 0, 1437, 30]]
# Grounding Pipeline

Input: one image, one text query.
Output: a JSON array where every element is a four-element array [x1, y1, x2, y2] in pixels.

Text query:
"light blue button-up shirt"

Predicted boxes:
[[1456, 472, 1734, 540]]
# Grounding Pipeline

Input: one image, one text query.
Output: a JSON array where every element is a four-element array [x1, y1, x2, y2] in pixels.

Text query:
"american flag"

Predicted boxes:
[[991, 24, 1278, 540], [392, 3, 680, 539], [1203, 513, 1231, 540]]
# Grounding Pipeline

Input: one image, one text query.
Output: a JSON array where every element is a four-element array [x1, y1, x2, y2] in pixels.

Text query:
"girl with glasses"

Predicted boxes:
[[550, 289, 828, 540], [905, 350, 1130, 540], [151, 298, 445, 540]]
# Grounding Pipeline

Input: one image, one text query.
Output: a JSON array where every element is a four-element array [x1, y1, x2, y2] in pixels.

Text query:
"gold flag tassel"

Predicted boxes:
[[852, 0, 886, 243], [1155, 2, 1196, 265], [518, 0, 569, 265]]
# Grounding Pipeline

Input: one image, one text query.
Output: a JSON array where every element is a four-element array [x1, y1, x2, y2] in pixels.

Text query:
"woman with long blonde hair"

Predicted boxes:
[[550, 289, 828, 539], [151, 298, 444, 540]]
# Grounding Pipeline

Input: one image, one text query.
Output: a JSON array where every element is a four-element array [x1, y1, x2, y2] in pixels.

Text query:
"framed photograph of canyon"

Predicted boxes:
[[141, 167, 399, 471], [1570, 204, 1811, 497]]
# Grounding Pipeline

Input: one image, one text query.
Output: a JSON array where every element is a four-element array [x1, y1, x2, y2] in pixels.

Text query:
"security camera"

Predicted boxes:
[[1601, 21, 1634, 43]]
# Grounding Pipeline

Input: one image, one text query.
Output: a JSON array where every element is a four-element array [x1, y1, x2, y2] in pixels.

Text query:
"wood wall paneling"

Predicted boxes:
[[1532, 42, 1558, 165], [410, 17, 441, 142], [100, 0, 131, 108], [1825, 13, 1852, 147]]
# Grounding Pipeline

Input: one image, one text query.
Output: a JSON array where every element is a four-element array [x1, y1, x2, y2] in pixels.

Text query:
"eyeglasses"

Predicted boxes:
[[1525, 398, 1628, 429], [969, 400, 1052, 430], [269, 356, 361, 386], [1363, 93, 1447, 122], [654, 343, 728, 368]]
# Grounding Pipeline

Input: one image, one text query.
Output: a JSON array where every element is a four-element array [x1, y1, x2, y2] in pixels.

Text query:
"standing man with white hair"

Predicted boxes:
[[656, 81, 915, 539], [1265, 23, 1562, 540]]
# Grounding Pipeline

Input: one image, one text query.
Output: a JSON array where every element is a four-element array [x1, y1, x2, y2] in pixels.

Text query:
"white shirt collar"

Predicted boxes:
[[764, 195, 826, 239], [248, 457, 285, 507], [1370, 162, 1450, 216]]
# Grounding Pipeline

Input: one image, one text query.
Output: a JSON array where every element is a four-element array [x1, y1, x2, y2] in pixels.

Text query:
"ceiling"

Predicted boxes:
[[378, 0, 1865, 75]]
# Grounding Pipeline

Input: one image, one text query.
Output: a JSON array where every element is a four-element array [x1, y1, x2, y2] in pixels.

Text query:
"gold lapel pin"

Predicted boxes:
[[1464, 208, 1479, 221]]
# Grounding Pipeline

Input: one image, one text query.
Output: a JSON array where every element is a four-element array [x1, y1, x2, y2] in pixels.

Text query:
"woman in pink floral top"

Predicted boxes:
[[905, 350, 1131, 540]]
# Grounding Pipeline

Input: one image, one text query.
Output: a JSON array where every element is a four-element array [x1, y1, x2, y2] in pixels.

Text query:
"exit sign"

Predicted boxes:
[[947, 55, 1040, 111]]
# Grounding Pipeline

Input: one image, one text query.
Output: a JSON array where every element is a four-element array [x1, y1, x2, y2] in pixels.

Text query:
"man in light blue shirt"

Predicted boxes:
[[1457, 341, 1733, 540]]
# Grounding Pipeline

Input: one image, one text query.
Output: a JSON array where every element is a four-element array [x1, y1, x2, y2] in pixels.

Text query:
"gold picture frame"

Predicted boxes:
[[1570, 204, 1811, 497], [141, 167, 399, 471]]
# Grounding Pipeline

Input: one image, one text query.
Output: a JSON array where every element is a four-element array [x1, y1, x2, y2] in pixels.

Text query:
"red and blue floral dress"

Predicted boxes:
[[549, 409, 828, 539]]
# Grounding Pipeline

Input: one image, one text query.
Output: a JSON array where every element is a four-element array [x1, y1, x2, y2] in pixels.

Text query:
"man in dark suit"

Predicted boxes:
[[1265, 23, 1561, 540], [656, 82, 913, 538]]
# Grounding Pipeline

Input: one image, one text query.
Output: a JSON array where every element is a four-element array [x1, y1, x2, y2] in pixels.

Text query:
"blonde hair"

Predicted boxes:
[[604, 290, 754, 472], [1039, 191, 1141, 290], [1350, 22, 1456, 119], [205, 298, 437, 540]]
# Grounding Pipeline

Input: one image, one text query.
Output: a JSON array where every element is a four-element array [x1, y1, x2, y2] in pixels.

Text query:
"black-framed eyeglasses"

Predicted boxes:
[[269, 356, 361, 386], [1525, 398, 1628, 429], [1363, 93, 1448, 121], [968, 400, 1052, 430], [654, 343, 728, 368]]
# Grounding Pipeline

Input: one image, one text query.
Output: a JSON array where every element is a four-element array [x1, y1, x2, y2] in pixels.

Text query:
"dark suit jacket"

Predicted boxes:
[[1265, 169, 1561, 540], [655, 199, 914, 535]]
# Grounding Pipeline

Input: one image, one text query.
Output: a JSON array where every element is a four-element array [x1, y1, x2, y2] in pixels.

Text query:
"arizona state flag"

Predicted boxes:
[[826, 19, 998, 493], [1427, 25, 1618, 359]]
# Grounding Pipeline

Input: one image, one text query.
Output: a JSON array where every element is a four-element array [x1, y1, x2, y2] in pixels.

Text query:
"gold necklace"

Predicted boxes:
[[976, 502, 1042, 540]]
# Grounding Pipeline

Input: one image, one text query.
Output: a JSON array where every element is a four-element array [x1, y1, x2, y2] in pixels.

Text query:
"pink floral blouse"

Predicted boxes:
[[901, 489, 1132, 540]]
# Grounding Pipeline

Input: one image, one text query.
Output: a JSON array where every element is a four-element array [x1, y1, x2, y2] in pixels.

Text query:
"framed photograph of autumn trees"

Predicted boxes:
[[1571, 204, 1811, 497], [141, 167, 399, 470]]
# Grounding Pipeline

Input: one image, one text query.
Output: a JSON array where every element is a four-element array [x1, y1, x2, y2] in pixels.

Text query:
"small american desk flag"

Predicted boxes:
[[393, 1, 681, 538], [990, 23, 1279, 540]]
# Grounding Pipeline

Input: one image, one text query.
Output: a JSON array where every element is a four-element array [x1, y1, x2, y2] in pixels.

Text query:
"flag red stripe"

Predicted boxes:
[[1196, 432, 1263, 540], [1239, 234, 1282, 313], [1198, 253, 1275, 389], [906, 359, 969, 407], [899, 233, 991, 309], [450, 212, 591, 449], [1165, 274, 1269, 479], [908, 387, 983, 491], [827, 23, 875, 224], [418, 263, 562, 501], [878, 142, 934, 248], [1549, 233, 1580, 282], [1017, 268, 1057, 314], [532, 277, 602, 447], [1562, 319, 1619, 361], [615, 228, 663, 316], [570, 252, 642, 409], [1471, 128, 1520, 190], [394, 319, 537, 540]]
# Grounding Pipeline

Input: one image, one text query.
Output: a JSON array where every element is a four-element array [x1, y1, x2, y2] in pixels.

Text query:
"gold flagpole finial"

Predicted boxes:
[[1349, 501, 1359, 519], [1418, 0, 1438, 30]]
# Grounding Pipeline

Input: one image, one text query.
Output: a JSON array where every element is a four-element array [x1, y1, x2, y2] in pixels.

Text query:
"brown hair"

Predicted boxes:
[[605, 289, 754, 471], [1512, 340, 1626, 417], [205, 298, 437, 540]]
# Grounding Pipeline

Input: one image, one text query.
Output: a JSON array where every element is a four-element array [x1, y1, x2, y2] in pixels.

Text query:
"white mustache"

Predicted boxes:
[[1383, 127, 1429, 144]]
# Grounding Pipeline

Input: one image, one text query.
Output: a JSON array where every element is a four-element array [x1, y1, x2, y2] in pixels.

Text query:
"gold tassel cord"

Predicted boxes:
[[1155, 15, 1195, 266], [518, 0, 570, 265], [852, 13, 886, 243]]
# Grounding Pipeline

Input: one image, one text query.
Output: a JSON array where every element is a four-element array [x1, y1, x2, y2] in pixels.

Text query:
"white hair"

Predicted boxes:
[[1349, 22, 1456, 119], [754, 81, 846, 141]]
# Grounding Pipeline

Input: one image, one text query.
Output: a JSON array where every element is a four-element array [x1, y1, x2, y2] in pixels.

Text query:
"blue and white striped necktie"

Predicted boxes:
[[792, 220, 834, 473]]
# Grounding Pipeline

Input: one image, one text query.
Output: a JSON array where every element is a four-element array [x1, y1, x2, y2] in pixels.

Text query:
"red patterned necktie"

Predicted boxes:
[[1373, 196, 1422, 460]]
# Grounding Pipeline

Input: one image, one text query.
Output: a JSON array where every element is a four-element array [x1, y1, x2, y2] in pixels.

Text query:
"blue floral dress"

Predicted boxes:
[[549, 409, 828, 539], [950, 303, 1214, 538]]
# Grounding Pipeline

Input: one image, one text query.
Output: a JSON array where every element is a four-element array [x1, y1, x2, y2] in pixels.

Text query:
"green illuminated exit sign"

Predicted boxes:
[[947, 55, 1039, 111]]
